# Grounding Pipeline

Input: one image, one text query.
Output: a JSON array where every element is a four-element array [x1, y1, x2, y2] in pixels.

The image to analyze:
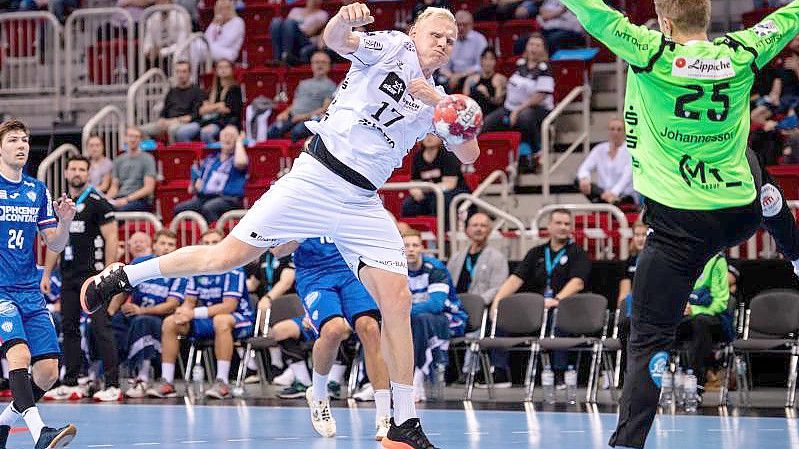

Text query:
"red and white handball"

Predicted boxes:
[[432, 94, 483, 145]]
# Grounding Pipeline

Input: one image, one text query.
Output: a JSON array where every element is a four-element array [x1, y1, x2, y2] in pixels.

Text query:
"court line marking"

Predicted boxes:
[[274, 437, 300, 440], [133, 443, 161, 446], [560, 430, 586, 433], [88, 445, 114, 448], [226, 438, 252, 442], [180, 441, 207, 444]]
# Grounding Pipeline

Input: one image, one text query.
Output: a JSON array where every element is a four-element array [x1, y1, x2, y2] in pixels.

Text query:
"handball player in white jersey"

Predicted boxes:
[[81, 4, 478, 448]]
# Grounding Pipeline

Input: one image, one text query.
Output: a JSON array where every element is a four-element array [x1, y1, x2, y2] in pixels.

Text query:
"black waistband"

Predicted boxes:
[[303, 135, 377, 191]]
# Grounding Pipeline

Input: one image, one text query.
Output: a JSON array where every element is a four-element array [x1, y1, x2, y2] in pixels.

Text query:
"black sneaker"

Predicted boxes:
[[0, 424, 9, 449], [35, 424, 77, 449], [277, 381, 309, 399], [382, 418, 437, 449], [80, 263, 132, 314]]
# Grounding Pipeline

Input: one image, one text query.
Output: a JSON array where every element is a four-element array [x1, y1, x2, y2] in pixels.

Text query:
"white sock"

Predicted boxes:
[[269, 347, 284, 368], [246, 354, 258, 371], [162, 363, 175, 384], [0, 403, 17, 426], [290, 361, 311, 386], [216, 360, 231, 383], [21, 407, 44, 442], [374, 389, 391, 420], [138, 359, 151, 382], [329, 363, 346, 384], [390, 382, 417, 426], [123, 259, 163, 286], [312, 370, 328, 401]]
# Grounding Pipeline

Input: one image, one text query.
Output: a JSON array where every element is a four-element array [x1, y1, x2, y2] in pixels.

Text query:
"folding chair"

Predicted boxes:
[[450, 293, 489, 375]]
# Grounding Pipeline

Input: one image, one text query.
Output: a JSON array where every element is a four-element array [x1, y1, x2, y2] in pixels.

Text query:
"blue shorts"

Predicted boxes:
[[191, 312, 254, 340], [295, 271, 380, 341], [0, 289, 60, 360]]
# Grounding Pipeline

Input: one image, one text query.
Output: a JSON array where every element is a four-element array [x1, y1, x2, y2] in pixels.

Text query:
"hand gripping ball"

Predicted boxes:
[[433, 94, 483, 145]]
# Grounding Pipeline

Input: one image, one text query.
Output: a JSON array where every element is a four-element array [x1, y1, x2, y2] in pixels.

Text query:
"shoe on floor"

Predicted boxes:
[[272, 368, 295, 387], [43, 385, 85, 401], [34, 424, 77, 449], [353, 383, 375, 402], [277, 381, 309, 399], [244, 369, 260, 384], [146, 380, 178, 398], [305, 386, 336, 437], [381, 418, 437, 449], [93, 386, 122, 402], [125, 380, 148, 399], [375, 415, 391, 441], [205, 380, 232, 399], [327, 381, 342, 400]]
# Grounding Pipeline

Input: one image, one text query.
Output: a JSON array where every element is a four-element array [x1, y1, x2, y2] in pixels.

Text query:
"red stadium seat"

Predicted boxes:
[[4, 19, 38, 58], [378, 189, 407, 217], [329, 63, 350, 85], [86, 39, 135, 85], [767, 165, 799, 201], [155, 148, 197, 189], [369, 1, 408, 30], [403, 216, 438, 238], [173, 219, 204, 246], [496, 19, 539, 57], [240, 4, 280, 38], [247, 141, 286, 187], [550, 59, 592, 103], [474, 131, 521, 176], [244, 35, 273, 67], [155, 187, 193, 224], [473, 21, 498, 47], [244, 184, 268, 208], [243, 68, 283, 102]]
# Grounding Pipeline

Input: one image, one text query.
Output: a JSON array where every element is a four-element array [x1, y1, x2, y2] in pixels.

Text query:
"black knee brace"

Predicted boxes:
[[9, 369, 35, 413], [279, 338, 307, 364]]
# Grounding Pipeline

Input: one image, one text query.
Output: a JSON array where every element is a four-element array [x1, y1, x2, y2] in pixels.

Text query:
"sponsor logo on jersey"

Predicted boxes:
[[614, 29, 649, 51], [363, 39, 383, 51], [304, 291, 320, 308], [660, 126, 732, 144], [0, 205, 39, 223], [649, 351, 669, 387], [678, 154, 742, 190], [1, 321, 12, 333], [754, 20, 779, 37], [8, 193, 19, 199], [0, 301, 15, 317], [249, 232, 277, 245], [672, 56, 735, 79], [761, 183, 783, 217], [403, 41, 416, 52], [23, 181, 34, 188], [138, 281, 170, 300], [378, 72, 406, 102], [26, 191, 36, 202], [0, 191, 6, 200]]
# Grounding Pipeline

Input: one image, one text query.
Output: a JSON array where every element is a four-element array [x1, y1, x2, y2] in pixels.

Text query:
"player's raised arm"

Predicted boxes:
[[322, 2, 374, 56], [560, 0, 662, 69], [725, 0, 799, 70]]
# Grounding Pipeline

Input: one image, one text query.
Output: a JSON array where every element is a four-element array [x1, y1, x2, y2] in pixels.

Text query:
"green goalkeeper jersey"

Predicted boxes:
[[561, 0, 799, 210]]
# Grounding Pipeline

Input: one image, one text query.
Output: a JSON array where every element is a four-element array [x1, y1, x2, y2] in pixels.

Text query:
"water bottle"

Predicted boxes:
[[684, 369, 698, 413], [736, 356, 747, 378], [565, 365, 578, 405], [542, 365, 556, 405], [192, 365, 205, 397], [431, 363, 446, 401], [659, 369, 673, 407], [674, 367, 685, 407]]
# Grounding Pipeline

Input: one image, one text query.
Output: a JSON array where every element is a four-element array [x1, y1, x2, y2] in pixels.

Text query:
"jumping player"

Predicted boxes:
[[0, 119, 78, 448], [558, 0, 799, 447], [294, 237, 391, 440], [81, 4, 477, 448]]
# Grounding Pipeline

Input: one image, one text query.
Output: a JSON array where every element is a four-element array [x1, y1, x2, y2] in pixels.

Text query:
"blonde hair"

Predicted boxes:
[[654, 0, 711, 34], [413, 7, 457, 37]]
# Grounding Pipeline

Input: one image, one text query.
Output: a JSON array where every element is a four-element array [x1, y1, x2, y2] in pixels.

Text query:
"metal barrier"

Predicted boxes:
[[127, 68, 170, 128], [169, 210, 208, 248], [137, 4, 192, 78], [83, 104, 125, 160], [36, 143, 79, 199], [456, 169, 511, 220], [382, 181, 446, 260], [0, 12, 62, 115], [531, 203, 630, 260], [65, 8, 135, 112], [115, 212, 163, 262], [173, 32, 212, 84], [216, 209, 246, 235], [449, 193, 534, 261], [540, 85, 591, 202]]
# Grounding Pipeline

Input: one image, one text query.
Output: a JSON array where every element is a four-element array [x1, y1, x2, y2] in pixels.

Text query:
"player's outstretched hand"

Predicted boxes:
[[409, 78, 442, 107], [270, 240, 301, 258], [338, 2, 374, 27], [54, 193, 76, 222]]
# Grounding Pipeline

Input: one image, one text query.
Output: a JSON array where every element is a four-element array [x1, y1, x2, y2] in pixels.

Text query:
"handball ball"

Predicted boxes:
[[433, 94, 483, 145]]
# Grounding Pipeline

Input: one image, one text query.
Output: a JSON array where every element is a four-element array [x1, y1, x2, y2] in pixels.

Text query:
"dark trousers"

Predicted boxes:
[[411, 313, 450, 373], [482, 105, 550, 153], [574, 179, 636, 206], [61, 279, 119, 388], [401, 188, 469, 224], [675, 314, 724, 388], [174, 194, 242, 223]]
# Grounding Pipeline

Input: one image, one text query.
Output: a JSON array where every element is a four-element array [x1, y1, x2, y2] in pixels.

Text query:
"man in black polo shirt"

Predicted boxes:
[[40, 155, 121, 401], [488, 208, 591, 385]]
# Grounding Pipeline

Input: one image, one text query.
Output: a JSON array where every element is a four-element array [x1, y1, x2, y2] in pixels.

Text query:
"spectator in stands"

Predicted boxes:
[[411, 0, 452, 24], [127, 232, 153, 261], [176, 59, 243, 143], [436, 11, 487, 93], [489, 208, 590, 385], [174, 125, 248, 222], [267, 51, 336, 142], [536, 0, 585, 55], [204, 0, 245, 62], [147, 229, 253, 399], [482, 33, 553, 172], [269, 0, 328, 66], [111, 229, 185, 398], [141, 0, 192, 69], [86, 135, 113, 193], [141, 61, 206, 143], [114, 0, 157, 32], [402, 134, 470, 221], [575, 117, 636, 206], [404, 229, 467, 401], [474, 0, 524, 22], [107, 126, 157, 212], [447, 212, 508, 383], [615, 220, 647, 386], [514, 0, 543, 19], [463, 48, 507, 117], [16, 0, 76, 22], [675, 253, 735, 396]]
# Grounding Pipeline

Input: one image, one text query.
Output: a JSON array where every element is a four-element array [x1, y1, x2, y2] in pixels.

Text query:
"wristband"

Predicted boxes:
[[194, 306, 209, 319], [46, 304, 56, 313]]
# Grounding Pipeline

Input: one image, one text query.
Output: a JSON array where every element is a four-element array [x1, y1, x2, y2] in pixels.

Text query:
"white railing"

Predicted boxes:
[[456, 169, 511, 222], [37, 143, 79, 199], [540, 85, 591, 202], [449, 193, 533, 261], [0, 12, 62, 114], [531, 203, 630, 260], [127, 68, 170, 128], [216, 209, 246, 234], [137, 4, 192, 78], [169, 210, 208, 247], [381, 181, 446, 260], [115, 212, 163, 262], [83, 104, 125, 160], [173, 32, 213, 84], [65, 8, 135, 112]]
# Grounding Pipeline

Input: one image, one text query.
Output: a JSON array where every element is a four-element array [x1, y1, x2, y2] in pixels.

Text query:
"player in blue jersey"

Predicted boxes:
[[0, 120, 78, 448], [147, 229, 253, 399], [109, 229, 187, 399], [292, 237, 391, 440]]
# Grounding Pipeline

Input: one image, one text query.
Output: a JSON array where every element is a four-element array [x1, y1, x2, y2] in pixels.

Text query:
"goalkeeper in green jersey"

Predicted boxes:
[[559, 0, 799, 447]]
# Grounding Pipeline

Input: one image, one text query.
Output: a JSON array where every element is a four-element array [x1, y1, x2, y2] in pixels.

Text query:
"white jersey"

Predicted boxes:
[[304, 30, 445, 188]]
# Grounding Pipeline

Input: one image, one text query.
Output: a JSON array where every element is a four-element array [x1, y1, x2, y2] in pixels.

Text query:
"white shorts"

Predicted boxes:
[[230, 153, 407, 276]]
